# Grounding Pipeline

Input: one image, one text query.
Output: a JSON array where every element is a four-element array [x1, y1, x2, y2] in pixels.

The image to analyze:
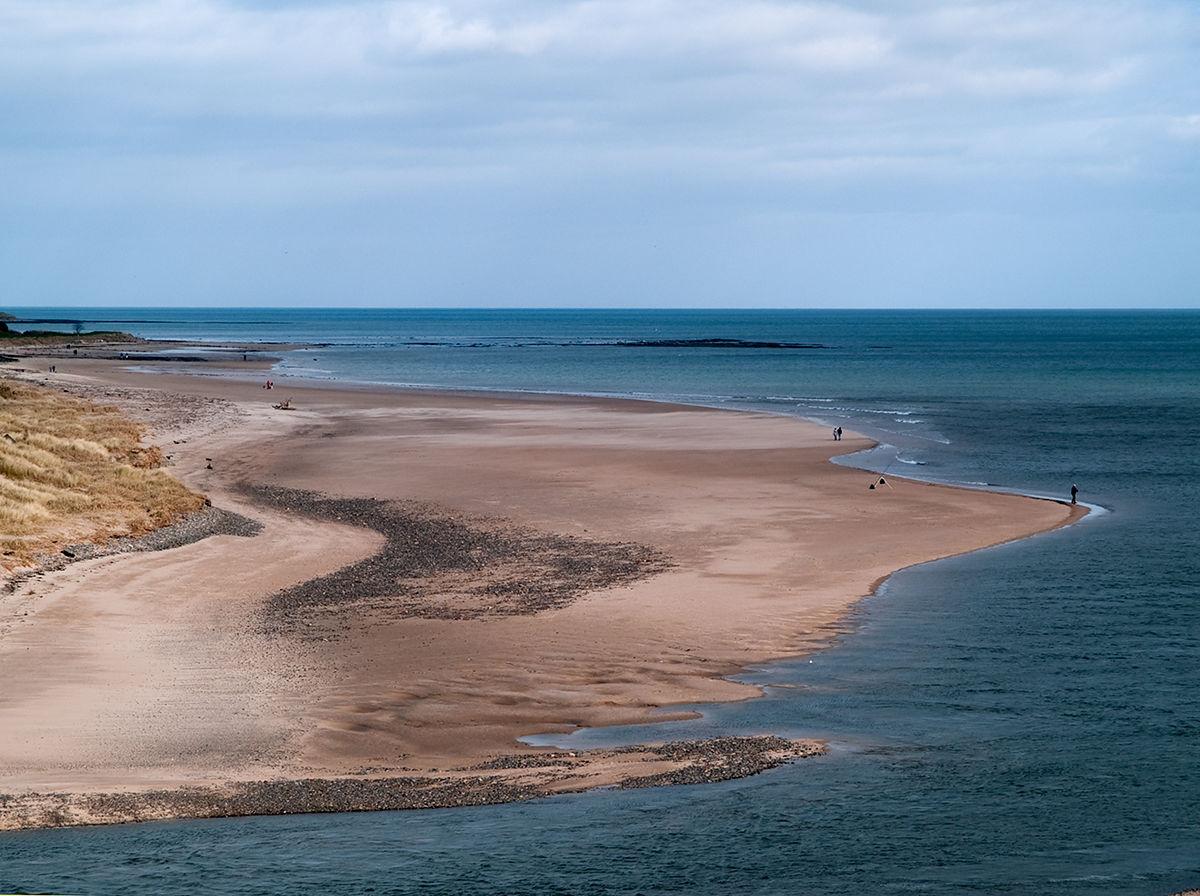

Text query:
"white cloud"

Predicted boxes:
[[0, 1, 897, 68], [958, 61, 1135, 98], [0, 0, 1196, 205], [1167, 114, 1200, 139]]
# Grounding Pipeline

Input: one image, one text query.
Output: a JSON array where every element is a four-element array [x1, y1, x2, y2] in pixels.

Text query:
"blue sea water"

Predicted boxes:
[[1, 309, 1197, 895]]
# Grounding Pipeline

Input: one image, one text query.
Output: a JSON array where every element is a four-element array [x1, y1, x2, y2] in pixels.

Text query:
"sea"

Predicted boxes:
[[1, 308, 1197, 896]]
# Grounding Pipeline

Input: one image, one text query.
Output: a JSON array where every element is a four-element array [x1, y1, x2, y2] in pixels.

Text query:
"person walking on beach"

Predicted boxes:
[[1071, 483, 1079, 505], [833, 428, 839, 441], [837, 426, 843, 441]]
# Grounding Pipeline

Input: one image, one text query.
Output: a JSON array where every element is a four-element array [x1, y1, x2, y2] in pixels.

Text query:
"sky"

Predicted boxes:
[[1, 0, 1197, 308]]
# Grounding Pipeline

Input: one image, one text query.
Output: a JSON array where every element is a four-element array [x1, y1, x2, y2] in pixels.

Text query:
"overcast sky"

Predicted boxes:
[[2, 0, 1197, 308]]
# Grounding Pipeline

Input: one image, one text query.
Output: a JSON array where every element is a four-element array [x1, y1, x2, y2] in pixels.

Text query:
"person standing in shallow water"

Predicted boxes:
[[1071, 483, 1079, 504]]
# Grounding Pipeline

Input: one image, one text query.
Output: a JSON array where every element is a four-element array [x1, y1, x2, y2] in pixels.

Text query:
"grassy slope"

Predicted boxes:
[[0, 380, 205, 571]]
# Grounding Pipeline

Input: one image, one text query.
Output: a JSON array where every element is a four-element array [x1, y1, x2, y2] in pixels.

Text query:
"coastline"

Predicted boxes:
[[0, 348, 1086, 830]]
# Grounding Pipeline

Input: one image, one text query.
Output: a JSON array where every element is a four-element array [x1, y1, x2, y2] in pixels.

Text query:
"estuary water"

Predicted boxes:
[[1, 309, 1197, 895]]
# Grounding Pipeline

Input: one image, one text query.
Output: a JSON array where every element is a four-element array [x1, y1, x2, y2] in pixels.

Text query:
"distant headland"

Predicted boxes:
[[0, 311, 138, 345]]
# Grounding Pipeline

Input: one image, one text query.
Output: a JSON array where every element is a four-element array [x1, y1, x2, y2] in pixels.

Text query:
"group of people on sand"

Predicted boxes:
[[263, 379, 274, 390], [832, 426, 843, 441]]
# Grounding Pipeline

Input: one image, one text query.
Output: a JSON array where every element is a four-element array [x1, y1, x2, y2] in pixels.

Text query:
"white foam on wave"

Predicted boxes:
[[761, 395, 835, 402], [870, 426, 951, 445], [834, 444, 1110, 520], [821, 405, 922, 416]]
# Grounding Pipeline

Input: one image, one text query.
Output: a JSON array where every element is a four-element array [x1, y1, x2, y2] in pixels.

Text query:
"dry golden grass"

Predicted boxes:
[[0, 380, 205, 572]]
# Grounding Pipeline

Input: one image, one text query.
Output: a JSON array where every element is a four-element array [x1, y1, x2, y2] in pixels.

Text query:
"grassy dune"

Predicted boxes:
[[0, 380, 204, 571]]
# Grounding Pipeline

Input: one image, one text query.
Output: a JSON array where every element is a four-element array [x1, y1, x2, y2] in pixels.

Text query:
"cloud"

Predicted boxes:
[[0, 0, 1197, 306], [1167, 114, 1200, 139]]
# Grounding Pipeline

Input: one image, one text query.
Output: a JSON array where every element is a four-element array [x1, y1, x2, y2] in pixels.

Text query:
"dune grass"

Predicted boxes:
[[0, 380, 205, 572]]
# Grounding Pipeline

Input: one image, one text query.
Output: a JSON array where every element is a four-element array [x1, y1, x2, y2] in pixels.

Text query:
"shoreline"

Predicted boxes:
[[0, 348, 1086, 830], [107, 341, 1095, 514]]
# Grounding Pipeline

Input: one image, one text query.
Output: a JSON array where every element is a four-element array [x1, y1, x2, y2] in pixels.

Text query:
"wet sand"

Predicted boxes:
[[0, 354, 1084, 829]]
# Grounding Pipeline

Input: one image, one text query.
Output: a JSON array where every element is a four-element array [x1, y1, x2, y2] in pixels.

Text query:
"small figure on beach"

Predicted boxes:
[[837, 426, 843, 441], [263, 379, 274, 390], [1071, 483, 1078, 505], [833, 428, 839, 441]]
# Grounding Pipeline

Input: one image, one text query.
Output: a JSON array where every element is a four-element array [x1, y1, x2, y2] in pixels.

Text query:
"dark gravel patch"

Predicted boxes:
[[472, 753, 581, 770], [3, 507, 262, 594], [615, 736, 824, 789], [101, 506, 263, 553], [244, 485, 673, 626], [1, 736, 822, 830], [0, 775, 538, 830], [86, 774, 537, 820]]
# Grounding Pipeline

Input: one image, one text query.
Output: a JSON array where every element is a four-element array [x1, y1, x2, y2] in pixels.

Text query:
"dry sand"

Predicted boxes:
[[0, 353, 1084, 828]]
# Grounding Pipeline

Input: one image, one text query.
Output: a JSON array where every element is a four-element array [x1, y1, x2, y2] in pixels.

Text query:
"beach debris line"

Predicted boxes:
[[2, 506, 262, 595], [243, 485, 673, 628]]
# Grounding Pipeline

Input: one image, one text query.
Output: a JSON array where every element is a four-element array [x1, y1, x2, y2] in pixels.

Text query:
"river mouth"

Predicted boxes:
[[2, 308, 1197, 896]]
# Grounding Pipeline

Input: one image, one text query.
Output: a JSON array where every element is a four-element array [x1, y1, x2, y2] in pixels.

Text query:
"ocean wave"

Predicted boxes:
[[887, 431, 951, 445], [758, 396, 836, 403], [806, 404, 923, 417]]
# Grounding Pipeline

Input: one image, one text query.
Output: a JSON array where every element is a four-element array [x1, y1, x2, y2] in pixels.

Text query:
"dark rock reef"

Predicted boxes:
[[610, 338, 827, 349]]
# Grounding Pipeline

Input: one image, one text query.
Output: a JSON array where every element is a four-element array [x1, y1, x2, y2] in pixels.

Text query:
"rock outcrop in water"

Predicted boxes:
[[610, 338, 826, 349]]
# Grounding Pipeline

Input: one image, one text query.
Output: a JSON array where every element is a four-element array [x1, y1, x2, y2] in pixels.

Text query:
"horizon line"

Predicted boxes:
[[4, 305, 1199, 313]]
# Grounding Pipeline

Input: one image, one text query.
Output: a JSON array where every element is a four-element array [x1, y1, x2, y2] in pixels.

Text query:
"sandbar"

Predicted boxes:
[[0, 352, 1083, 829]]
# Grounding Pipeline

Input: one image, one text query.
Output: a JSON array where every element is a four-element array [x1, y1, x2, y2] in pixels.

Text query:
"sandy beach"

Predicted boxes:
[[0, 351, 1084, 829]]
